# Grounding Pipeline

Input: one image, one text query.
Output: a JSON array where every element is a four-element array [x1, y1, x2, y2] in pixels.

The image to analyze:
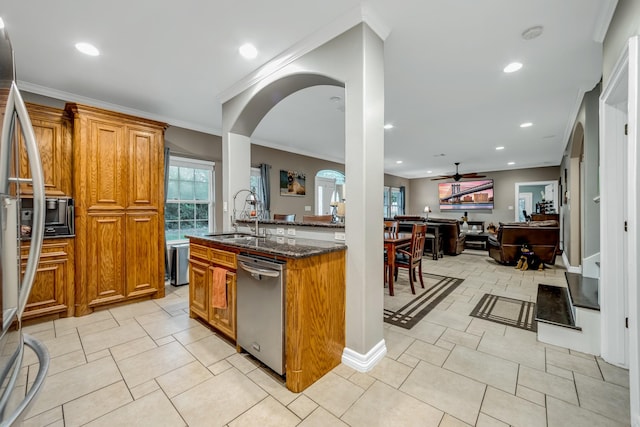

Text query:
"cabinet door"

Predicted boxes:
[[18, 105, 72, 196], [208, 268, 236, 340], [125, 212, 161, 298], [21, 239, 74, 319], [86, 213, 126, 306], [189, 258, 209, 319], [87, 119, 126, 210], [127, 126, 162, 210]]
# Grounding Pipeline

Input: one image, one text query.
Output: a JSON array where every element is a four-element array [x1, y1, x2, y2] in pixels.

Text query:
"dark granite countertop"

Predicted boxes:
[[188, 233, 347, 259], [237, 219, 344, 229]]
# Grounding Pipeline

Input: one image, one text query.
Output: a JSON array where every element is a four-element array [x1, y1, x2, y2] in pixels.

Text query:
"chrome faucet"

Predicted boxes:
[[232, 188, 258, 234]]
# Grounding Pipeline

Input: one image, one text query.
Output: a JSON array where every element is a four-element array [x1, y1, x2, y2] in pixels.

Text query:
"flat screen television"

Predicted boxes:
[[438, 179, 494, 210]]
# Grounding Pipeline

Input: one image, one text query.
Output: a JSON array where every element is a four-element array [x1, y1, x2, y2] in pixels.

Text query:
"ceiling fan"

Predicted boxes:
[[431, 162, 486, 182]]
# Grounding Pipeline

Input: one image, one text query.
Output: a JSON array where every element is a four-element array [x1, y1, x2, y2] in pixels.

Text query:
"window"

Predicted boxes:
[[383, 186, 404, 218], [165, 156, 214, 242]]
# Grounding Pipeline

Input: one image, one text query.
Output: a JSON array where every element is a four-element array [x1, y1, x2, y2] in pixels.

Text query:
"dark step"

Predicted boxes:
[[535, 284, 581, 330], [565, 272, 600, 311]]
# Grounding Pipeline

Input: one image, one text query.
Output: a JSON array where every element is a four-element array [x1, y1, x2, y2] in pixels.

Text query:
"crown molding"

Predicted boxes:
[[18, 81, 222, 135], [219, 4, 390, 104], [592, 0, 618, 43]]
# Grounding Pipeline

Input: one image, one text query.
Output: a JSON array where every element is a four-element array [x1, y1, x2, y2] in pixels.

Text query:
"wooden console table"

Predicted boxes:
[[464, 231, 490, 250]]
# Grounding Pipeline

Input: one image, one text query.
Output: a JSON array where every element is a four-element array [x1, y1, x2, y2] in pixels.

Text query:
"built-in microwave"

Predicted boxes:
[[20, 197, 74, 237]]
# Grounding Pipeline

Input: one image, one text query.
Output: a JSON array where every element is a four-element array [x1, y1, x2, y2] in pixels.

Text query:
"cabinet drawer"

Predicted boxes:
[[210, 248, 236, 269], [190, 243, 210, 261]]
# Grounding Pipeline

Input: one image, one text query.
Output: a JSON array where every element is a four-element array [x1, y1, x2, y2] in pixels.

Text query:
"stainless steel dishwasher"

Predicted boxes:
[[236, 253, 287, 375]]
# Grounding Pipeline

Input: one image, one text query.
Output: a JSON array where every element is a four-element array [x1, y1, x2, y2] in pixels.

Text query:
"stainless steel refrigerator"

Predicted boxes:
[[0, 24, 50, 425]]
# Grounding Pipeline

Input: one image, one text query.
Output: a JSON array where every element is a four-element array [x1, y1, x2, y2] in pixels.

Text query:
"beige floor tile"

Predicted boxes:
[[439, 413, 472, 426], [404, 339, 450, 366], [130, 379, 160, 399], [597, 357, 630, 388], [481, 387, 546, 427], [366, 357, 413, 389], [515, 384, 546, 407], [546, 348, 602, 379], [86, 349, 111, 362], [435, 339, 456, 351], [139, 312, 199, 340], [228, 395, 300, 427], [477, 333, 545, 371], [25, 356, 122, 418], [247, 367, 297, 405], [476, 413, 509, 427], [172, 323, 214, 346], [331, 363, 357, 379], [156, 361, 213, 398], [53, 310, 114, 335], [172, 368, 267, 426], [109, 335, 157, 361], [20, 406, 63, 427], [117, 340, 195, 388], [383, 328, 416, 359], [342, 381, 443, 427], [390, 320, 446, 344], [545, 363, 574, 380], [288, 394, 319, 419], [348, 372, 376, 390], [62, 381, 132, 427], [46, 349, 86, 376], [439, 328, 481, 349], [23, 332, 83, 365], [227, 353, 260, 374], [209, 359, 233, 375], [80, 322, 148, 355], [400, 360, 485, 425], [518, 365, 578, 405], [85, 389, 185, 426], [443, 345, 518, 394], [23, 320, 54, 335], [546, 396, 628, 427], [574, 372, 631, 425], [133, 309, 172, 325], [155, 335, 176, 346], [77, 318, 120, 337], [185, 335, 237, 366], [424, 308, 472, 331], [107, 299, 164, 322], [466, 318, 506, 337], [397, 353, 420, 368], [298, 407, 348, 426], [303, 372, 365, 418]]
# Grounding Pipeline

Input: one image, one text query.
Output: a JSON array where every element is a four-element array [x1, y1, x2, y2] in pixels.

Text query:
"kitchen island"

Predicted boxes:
[[187, 233, 346, 392]]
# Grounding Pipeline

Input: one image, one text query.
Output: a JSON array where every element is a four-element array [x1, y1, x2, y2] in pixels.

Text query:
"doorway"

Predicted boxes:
[[513, 180, 558, 221]]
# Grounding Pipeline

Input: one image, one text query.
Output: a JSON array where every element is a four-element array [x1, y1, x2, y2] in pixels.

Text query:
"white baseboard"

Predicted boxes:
[[562, 251, 582, 274], [341, 339, 387, 372]]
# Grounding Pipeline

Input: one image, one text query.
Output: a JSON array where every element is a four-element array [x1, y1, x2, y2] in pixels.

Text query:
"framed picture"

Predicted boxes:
[[280, 170, 306, 196]]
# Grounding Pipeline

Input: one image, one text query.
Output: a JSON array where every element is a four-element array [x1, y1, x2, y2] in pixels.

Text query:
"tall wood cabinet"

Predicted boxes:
[[66, 104, 167, 315]]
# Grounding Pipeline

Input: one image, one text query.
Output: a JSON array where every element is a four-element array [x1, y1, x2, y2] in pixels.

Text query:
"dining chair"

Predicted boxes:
[[383, 220, 399, 234], [273, 213, 296, 221], [393, 223, 427, 294], [302, 214, 333, 223]]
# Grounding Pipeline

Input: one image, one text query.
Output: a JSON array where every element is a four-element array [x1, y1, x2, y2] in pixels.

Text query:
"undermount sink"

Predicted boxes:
[[206, 232, 255, 240]]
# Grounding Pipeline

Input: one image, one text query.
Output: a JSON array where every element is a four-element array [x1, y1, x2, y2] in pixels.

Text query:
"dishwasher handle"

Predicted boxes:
[[238, 261, 281, 278]]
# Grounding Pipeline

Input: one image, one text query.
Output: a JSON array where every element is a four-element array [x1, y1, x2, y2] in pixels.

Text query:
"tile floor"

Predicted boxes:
[[17, 251, 630, 426]]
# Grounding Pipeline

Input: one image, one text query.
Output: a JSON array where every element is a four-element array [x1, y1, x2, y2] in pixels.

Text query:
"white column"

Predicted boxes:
[[222, 132, 251, 230]]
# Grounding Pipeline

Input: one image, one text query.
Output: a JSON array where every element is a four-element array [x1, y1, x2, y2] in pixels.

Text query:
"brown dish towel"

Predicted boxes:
[[212, 267, 228, 309]]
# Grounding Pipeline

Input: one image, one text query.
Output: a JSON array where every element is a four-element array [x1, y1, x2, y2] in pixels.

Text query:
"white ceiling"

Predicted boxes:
[[1, 0, 617, 179]]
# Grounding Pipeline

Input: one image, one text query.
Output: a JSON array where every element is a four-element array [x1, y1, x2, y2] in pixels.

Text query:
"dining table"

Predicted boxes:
[[384, 231, 412, 296]]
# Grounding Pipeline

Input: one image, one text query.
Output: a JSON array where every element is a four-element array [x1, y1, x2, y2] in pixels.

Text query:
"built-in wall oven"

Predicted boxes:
[[236, 254, 286, 375]]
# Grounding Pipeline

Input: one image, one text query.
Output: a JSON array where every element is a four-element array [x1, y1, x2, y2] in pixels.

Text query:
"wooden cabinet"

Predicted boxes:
[[68, 103, 167, 315], [188, 243, 237, 340], [21, 238, 74, 320], [18, 104, 73, 197]]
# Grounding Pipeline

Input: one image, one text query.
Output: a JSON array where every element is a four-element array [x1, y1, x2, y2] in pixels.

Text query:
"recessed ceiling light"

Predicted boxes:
[[520, 122, 533, 128], [0, 17, 5, 29], [503, 62, 522, 73], [239, 43, 257, 59], [396, 160, 403, 164], [75, 42, 99, 56], [522, 25, 543, 40], [427, 170, 433, 174], [384, 124, 394, 130], [508, 161, 515, 165], [495, 146, 505, 150]]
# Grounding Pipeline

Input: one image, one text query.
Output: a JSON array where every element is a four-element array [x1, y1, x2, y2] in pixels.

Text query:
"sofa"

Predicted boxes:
[[488, 220, 560, 265]]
